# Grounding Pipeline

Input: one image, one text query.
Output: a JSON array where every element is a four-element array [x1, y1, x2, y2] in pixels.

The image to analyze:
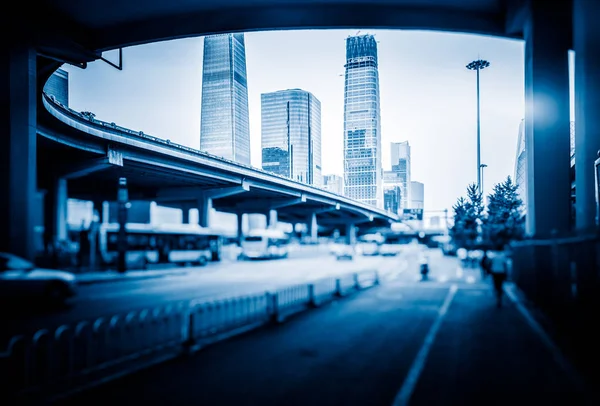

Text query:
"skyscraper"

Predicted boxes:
[[514, 119, 527, 209], [200, 34, 250, 165], [343, 34, 383, 208], [385, 141, 411, 210], [261, 89, 322, 185], [44, 68, 69, 106]]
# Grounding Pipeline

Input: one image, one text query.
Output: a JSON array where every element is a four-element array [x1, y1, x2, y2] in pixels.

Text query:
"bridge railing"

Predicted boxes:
[[0, 269, 380, 403]]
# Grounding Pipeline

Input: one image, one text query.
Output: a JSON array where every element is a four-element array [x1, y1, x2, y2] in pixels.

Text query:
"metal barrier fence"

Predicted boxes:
[[511, 235, 600, 317], [0, 270, 380, 403]]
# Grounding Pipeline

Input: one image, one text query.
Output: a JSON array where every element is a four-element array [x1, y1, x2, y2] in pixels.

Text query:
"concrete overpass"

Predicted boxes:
[[37, 91, 397, 245]]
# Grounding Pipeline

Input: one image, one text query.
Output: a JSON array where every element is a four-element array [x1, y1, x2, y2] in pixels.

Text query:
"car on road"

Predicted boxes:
[[0, 252, 77, 305]]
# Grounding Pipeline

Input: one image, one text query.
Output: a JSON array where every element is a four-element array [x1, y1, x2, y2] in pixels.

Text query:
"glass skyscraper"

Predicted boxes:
[[261, 89, 322, 186], [200, 33, 250, 165], [343, 34, 383, 208], [387, 141, 411, 210]]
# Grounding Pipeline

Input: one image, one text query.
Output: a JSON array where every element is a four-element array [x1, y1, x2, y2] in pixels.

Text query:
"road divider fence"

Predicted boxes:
[[0, 269, 380, 403]]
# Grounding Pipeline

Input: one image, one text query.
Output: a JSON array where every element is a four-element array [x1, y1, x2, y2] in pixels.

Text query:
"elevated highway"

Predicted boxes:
[[38, 92, 397, 232]]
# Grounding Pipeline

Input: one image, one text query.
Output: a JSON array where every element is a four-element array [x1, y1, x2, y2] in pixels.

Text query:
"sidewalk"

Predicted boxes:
[[55, 279, 598, 405]]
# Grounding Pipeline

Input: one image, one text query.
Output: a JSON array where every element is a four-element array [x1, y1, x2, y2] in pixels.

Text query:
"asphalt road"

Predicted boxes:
[[1, 246, 416, 348], [55, 246, 593, 406]]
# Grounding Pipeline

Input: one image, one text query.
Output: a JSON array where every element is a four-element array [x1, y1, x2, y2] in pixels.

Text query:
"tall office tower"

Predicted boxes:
[[514, 119, 527, 210], [386, 141, 411, 210], [200, 33, 251, 165], [343, 34, 383, 208], [323, 174, 345, 195], [261, 89, 322, 186], [44, 68, 69, 106], [410, 181, 424, 209]]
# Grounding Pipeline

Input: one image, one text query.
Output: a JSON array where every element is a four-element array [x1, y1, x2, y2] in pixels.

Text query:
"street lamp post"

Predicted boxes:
[[466, 59, 490, 195], [480, 164, 488, 196]]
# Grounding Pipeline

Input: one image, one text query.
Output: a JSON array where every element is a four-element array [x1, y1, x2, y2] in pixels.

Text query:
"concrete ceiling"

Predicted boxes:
[[23, 0, 526, 65]]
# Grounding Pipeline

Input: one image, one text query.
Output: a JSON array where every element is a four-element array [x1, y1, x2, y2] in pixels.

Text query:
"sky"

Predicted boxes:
[[62, 28, 530, 214]]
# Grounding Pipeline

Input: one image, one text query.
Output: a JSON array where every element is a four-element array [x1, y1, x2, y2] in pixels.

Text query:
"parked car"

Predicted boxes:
[[0, 252, 77, 305]]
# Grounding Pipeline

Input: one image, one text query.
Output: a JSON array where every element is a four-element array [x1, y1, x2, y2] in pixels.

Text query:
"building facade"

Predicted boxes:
[[388, 141, 411, 210], [410, 181, 424, 209], [343, 34, 383, 208], [261, 89, 322, 186], [200, 33, 251, 165], [383, 185, 402, 214], [44, 68, 69, 106], [323, 174, 344, 195]]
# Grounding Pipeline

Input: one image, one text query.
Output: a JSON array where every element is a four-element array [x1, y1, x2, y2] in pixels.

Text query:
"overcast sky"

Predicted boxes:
[[63, 28, 537, 214]]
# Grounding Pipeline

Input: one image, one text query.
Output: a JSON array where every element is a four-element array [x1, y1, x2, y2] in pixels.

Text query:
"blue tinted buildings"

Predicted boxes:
[[200, 34, 251, 165], [261, 89, 322, 186], [343, 35, 383, 208], [44, 68, 69, 106]]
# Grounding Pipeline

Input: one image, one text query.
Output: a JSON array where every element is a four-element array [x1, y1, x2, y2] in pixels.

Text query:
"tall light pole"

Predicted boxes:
[[466, 59, 490, 195], [480, 164, 488, 196]]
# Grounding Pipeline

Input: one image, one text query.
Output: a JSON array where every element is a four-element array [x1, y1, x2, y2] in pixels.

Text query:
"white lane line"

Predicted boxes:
[[391, 284, 458, 406], [503, 284, 590, 398]]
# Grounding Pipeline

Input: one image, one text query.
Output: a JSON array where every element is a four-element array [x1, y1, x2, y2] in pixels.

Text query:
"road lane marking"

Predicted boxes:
[[391, 284, 458, 406]]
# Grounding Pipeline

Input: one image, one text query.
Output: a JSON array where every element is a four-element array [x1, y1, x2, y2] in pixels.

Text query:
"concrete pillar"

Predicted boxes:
[[524, 1, 572, 238], [307, 213, 318, 241], [236, 212, 244, 246], [197, 197, 212, 228], [345, 223, 356, 245], [0, 44, 37, 259], [267, 210, 278, 229], [56, 178, 68, 242], [574, 0, 600, 232], [181, 205, 190, 224]]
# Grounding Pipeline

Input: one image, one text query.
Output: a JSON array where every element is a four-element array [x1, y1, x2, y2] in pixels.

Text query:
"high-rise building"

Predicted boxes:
[[261, 89, 322, 185], [385, 141, 411, 210], [410, 181, 424, 209], [343, 34, 383, 208], [383, 185, 402, 214], [323, 174, 344, 195], [200, 33, 250, 165], [44, 68, 69, 106]]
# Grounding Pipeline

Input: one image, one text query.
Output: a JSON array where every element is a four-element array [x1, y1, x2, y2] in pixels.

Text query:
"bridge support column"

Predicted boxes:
[[307, 213, 318, 242], [524, 1, 572, 237], [181, 205, 190, 224], [197, 197, 212, 228], [345, 223, 356, 245], [43, 178, 67, 254], [92, 199, 104, 224], [574, 0, 600, 232], [0, 44, 37, 259], [266, 210, 277, 229], [236, 212, 244, 246]]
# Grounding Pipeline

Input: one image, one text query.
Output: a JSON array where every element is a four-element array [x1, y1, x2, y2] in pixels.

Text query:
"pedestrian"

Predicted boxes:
[[480, 250, 491, 279], [489, 246, 510, 308]]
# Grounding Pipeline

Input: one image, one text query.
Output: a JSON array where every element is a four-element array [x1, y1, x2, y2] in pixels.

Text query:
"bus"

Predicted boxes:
[[240, 229, 290, 260], [98, 223, 225, 268]]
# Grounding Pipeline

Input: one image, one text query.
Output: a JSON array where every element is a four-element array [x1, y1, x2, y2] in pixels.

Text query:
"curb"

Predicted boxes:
[[76, 271, 189, 285]]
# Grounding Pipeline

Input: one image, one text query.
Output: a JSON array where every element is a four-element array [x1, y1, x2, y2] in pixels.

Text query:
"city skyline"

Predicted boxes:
[[62, 29, 528, 213]]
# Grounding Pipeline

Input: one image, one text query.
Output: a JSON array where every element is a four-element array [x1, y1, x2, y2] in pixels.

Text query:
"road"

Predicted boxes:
[[55, 245, 594, 406], [1, 245, 429, 348]]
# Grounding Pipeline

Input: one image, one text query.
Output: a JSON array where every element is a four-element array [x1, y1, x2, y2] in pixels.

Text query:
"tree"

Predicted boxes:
[[483, 176, 525, 249], [450, 183, 484, 250]]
